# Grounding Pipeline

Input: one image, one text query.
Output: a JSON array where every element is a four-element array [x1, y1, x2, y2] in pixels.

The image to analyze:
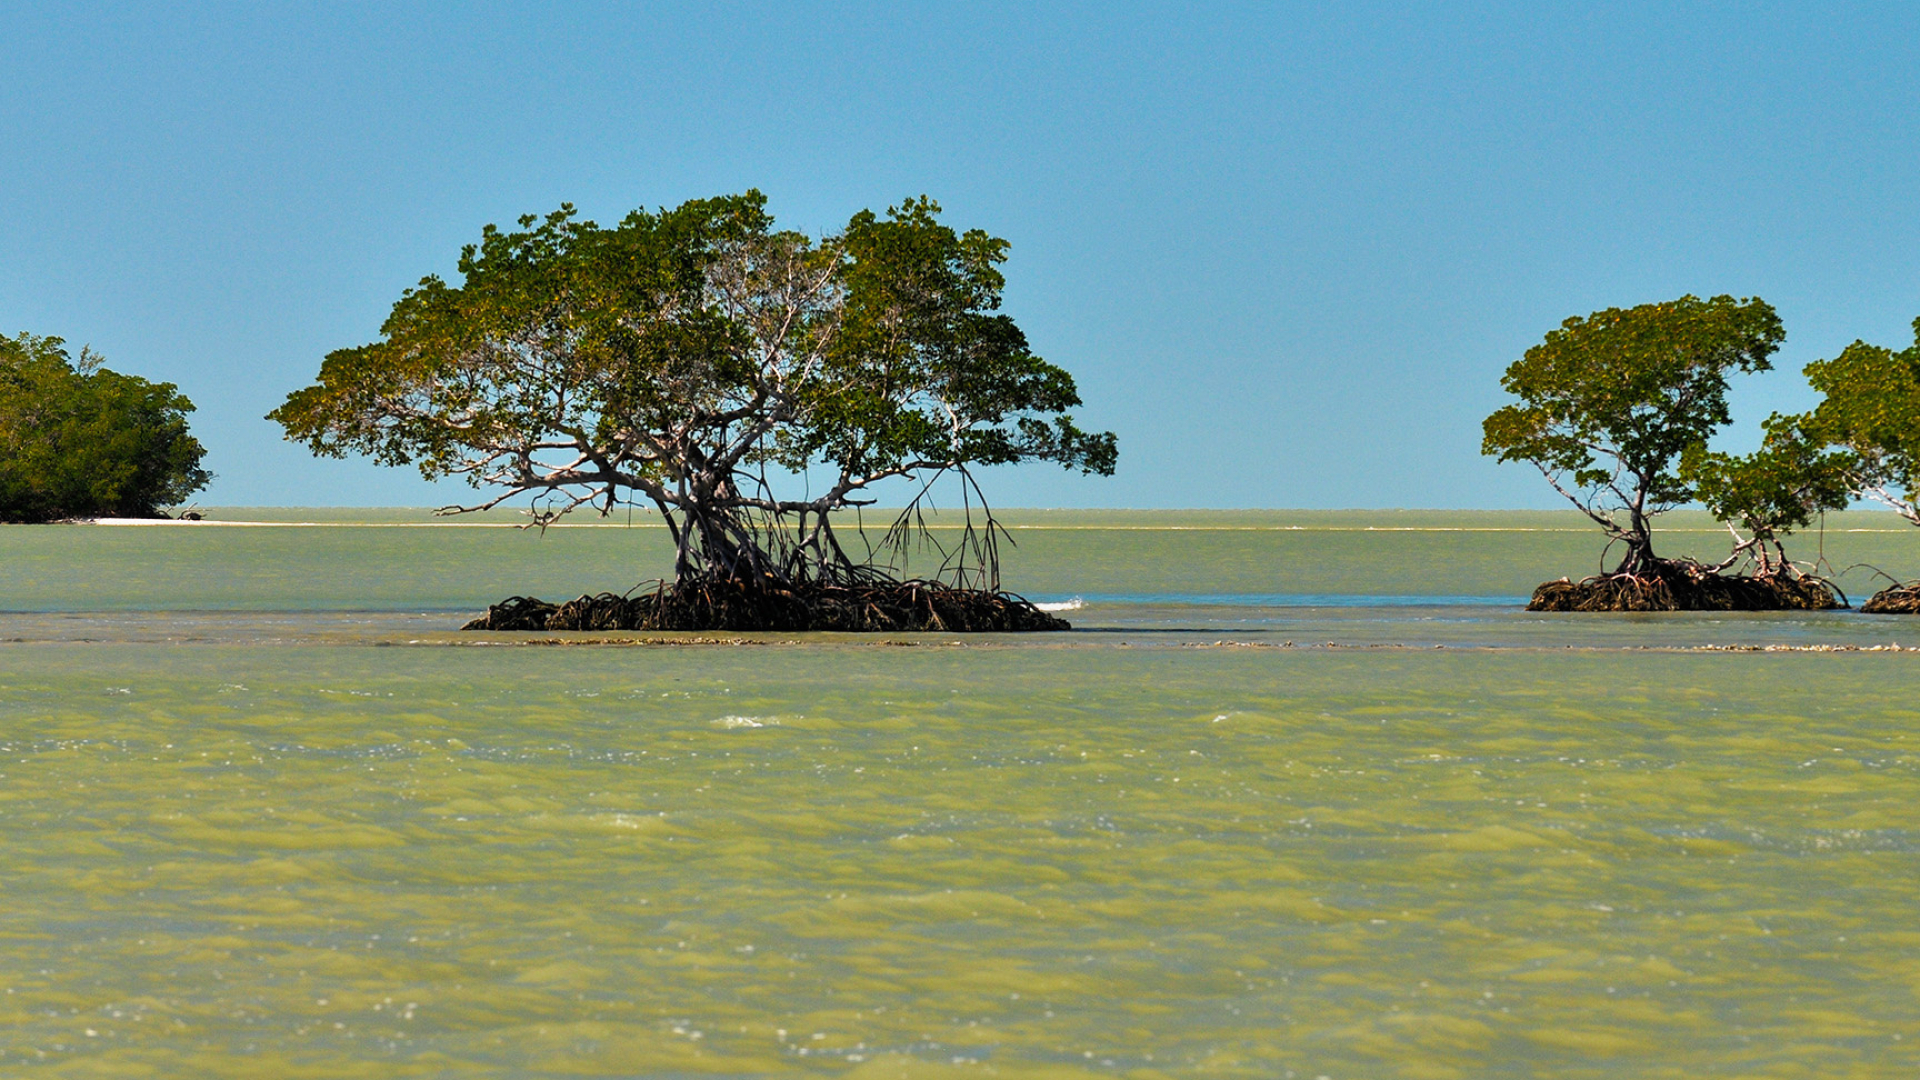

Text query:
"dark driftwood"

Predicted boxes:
[[462, 579, 1069, 633], [1529, 564, 1841, 612], [1861, 585, 1920, 614]]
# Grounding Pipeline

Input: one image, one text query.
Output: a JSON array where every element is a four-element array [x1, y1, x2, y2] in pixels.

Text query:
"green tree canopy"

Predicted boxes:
[[1801, 318, 1920, 525], [0, 333, 210, 522], [1482, 295, 1783, 574], [270, 192, 1115, 585], [1679, 415, 1851, 576]]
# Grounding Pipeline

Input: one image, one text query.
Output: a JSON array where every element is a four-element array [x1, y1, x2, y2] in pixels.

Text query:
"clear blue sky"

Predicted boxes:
[[4, 2, 1917, 508]]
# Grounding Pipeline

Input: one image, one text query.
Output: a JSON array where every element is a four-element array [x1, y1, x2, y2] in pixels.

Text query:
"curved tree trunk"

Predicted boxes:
[[1613, 532, 1657, 576]]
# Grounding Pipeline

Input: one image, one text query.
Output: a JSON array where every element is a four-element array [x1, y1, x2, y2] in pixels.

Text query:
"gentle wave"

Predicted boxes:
[[1034, 598, 1084, 612]]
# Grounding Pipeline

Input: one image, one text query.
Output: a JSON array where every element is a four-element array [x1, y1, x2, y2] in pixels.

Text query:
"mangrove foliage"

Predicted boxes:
[[0, 332, 210, 522], [271, 192, 1116, 630], [1484, 295, 1842, 610]]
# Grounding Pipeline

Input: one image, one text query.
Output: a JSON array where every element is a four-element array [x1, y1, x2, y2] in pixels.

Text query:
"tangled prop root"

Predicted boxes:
[[1861, 585, 1920, 614], [462, 579, 1070, 633], [1529, 565, 1841, 612]]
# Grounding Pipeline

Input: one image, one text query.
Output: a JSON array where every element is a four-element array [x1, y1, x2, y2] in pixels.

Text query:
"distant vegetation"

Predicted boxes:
[[271, 191, 1115, 631], [0, 333, 209, 523]]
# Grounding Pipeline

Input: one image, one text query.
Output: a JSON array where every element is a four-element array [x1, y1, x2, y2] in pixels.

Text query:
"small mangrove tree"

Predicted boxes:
[[1482, 295, 1836, 610], [1796, 317, 1920, 611], [1678, 414, 1850, 599]]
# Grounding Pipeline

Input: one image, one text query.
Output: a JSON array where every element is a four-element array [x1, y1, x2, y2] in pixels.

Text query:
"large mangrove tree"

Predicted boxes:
[[271, 192, 1115, 601]]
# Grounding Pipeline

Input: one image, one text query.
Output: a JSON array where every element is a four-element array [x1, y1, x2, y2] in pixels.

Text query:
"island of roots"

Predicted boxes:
[[1860, 585, 1920, 614], [463, 579, 1070, 633], [1528, 563, 1842, 612]]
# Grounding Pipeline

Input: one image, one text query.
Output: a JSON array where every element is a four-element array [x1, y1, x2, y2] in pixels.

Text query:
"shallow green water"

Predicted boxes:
[[2, 506, 1913, 612], [3, 512, 1919, 1076]]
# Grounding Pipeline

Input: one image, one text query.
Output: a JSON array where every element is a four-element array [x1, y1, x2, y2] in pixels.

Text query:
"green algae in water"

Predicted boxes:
[[3, 512, 1920, 1076], [3, 644, 1919, 1076]]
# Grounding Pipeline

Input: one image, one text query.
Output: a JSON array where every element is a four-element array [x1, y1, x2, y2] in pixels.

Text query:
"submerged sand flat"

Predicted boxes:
[[1, 511, 1917, 1076]]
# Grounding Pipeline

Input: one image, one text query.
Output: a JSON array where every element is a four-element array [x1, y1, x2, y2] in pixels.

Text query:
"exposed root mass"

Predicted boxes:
[[462, 579, 1070, 633], [1861, 585, 1920, 614], [1529, 563, 1841, 612]]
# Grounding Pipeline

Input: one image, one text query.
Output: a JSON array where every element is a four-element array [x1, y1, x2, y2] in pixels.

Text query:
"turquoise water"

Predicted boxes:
[[2, 511, 1918, 1076]]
